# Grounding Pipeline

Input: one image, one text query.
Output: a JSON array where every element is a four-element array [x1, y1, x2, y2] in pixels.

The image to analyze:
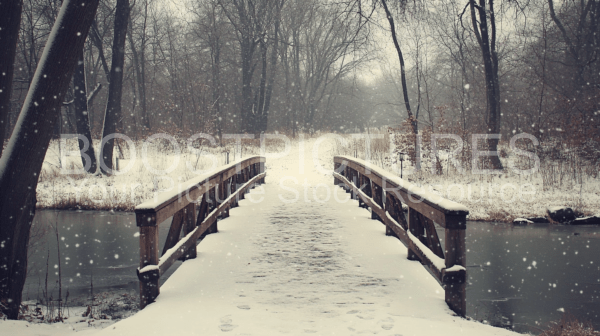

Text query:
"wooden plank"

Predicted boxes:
[[161, 208, 185, 257]]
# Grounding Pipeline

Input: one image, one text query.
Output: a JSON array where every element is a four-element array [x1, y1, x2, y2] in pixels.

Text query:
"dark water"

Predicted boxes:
[[23, 210, 179, 304], [464, 222, 600, 333], [24, 211, 600, 333]]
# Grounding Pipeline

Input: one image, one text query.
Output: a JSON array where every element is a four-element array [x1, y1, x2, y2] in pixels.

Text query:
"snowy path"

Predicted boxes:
[[91, 139, 517, 335]]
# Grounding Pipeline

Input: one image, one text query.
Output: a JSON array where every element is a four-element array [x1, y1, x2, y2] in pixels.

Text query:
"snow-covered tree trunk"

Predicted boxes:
[[0, 0, 100, 319]]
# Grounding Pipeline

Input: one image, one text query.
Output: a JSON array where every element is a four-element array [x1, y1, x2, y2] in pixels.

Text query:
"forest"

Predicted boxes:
[[3, 0, 598, 146]]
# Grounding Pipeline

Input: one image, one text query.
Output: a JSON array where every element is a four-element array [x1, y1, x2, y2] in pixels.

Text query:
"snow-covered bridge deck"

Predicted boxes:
[[97, 139, 518, 336]]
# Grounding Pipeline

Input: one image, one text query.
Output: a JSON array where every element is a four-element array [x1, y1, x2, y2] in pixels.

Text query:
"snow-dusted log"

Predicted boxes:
[[0, 0, 100, 319]]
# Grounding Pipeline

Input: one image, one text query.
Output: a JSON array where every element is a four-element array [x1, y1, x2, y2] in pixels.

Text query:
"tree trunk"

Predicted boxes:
[[0, 0, 23, 157], [241, 40, 255, 133], [100, 0, 130, 175], [254, 39, 269, 135], [380, 0, 420, 169], [73, 48, 98, 173], [470, 0, 503, 170], [210, 28, 222, 142], [0, 0, 99, 319], [260, 9, 281, 134], [128, 19, 150, 132]]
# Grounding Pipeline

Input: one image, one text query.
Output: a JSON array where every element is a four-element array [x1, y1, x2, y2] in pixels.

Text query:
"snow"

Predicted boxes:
[[0, 320, 101, 336], [547, 206, 568, 214], [5, 136, 522, 335], [407, 231, 446, 271], [35, 139, 259, 211]]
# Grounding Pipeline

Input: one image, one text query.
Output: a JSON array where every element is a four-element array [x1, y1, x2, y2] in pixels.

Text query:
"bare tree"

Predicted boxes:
[[219, 0, 282, 135]]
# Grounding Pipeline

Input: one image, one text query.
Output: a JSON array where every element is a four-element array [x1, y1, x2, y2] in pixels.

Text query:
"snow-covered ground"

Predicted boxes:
[[3, 136, 521, 335], [36, 137, 262, 210], [36, 132, 600, 222], [335, 132, 600, 222]]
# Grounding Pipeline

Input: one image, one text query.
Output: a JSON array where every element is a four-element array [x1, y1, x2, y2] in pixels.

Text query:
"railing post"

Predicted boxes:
[[353, 170, 359, 200], [230, 176, 238, 208], [407, 208, 423, 261], [219, 175, 229, 218], [345, 166, 351, 193], [259, 160, 265, 184], [334, 162, 341, 185], [137, 215, 159, 309], [207, 187, 218, 234], [179, 203, 197, 260], [444, 219, 466, 317], [238, 168, 246, 199], [384, 194, 397, 237], [371, 181, 382, 221], [358, 174, 367, 208]]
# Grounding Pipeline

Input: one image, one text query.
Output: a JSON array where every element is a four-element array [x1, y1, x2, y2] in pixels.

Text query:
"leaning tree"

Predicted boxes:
[[0, 0, 100, 319]]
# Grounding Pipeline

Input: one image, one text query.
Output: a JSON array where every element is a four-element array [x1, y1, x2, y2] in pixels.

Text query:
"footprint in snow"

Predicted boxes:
[[219, 315, 238, 332], [380, 316, 395, 330], [237, 305, 250, 310]]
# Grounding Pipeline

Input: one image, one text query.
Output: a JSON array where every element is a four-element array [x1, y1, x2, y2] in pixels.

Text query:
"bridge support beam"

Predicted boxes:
[[138, 225, 159, 308]]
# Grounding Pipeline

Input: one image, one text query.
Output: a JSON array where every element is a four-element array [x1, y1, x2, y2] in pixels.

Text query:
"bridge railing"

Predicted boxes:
[[135, 156, 266, 308], [333, 156, 468, 316]]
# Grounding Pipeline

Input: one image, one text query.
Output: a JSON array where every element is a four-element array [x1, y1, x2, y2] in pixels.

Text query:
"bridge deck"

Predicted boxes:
[[98, 139, 517, 336]]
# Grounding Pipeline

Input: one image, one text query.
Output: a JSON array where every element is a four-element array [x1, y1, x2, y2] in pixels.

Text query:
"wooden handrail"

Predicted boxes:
[[333, 155, 468, 317], [135, 156, 266, 308]]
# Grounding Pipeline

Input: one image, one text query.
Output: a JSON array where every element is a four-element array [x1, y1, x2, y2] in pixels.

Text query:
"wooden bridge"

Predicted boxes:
[[134, 154, 469, 318]]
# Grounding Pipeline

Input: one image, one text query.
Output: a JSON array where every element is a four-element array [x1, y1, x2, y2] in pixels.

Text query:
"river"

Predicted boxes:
[[24, 210, 600, 333]]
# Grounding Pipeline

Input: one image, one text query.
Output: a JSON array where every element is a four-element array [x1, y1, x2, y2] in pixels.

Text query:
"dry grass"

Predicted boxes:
[[539, 314, 599, 336]]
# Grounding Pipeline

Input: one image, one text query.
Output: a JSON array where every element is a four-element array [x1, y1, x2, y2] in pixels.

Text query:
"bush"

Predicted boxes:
[[539, 313, 599, 336]]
